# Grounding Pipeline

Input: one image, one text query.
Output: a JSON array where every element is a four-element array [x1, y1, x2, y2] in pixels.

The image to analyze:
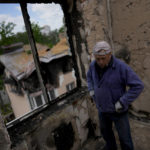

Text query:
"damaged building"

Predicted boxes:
[[0, 38, 76, 119], [0, 0, 150, 150]]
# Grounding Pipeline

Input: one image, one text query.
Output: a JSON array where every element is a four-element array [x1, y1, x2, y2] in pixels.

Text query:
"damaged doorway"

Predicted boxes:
[[0, 3, 77, 126]]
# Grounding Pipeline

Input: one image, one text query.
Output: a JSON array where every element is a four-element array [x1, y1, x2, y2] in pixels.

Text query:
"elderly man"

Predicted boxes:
[[87, 41, 144, 150]]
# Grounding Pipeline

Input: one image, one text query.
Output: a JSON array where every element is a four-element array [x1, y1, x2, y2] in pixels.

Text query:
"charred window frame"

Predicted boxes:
[[0, 1, 82, 127]]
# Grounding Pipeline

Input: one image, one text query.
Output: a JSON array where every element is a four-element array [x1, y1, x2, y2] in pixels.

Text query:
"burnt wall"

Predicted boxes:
[[80, 0, 110, 54], [1, 1, 150, 149], [75, 0, 150, 113], [111, 0, 150, 113], [0, 114, 11, 150], [62, 0, 110, 86], [7, 89, 100, 150], [0, 1, 106, 150]]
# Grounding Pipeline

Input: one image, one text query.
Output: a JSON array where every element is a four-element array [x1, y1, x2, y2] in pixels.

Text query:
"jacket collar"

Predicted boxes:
[[93, 55, 116, 69], [111, 55, 116, 69]]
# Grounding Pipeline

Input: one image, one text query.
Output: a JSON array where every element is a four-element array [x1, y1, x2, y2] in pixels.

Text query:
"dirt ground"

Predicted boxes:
[[82, 118, 150, 150]]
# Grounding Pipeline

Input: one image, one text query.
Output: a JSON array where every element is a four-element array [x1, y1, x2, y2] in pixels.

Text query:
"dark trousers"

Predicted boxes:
[[98, 111, 134, 150]]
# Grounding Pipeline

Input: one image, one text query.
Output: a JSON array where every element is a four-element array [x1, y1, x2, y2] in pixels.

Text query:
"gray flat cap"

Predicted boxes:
[[93, 41, 111, 55]]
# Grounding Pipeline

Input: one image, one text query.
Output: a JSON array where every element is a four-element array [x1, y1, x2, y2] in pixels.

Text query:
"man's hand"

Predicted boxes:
[[115, 101, 123, 112], [89, 90, 94, 97], [89, 90, 95, 103]]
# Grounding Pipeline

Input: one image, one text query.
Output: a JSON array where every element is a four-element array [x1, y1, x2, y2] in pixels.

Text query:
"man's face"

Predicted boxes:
[[94, 52, 112, 68]]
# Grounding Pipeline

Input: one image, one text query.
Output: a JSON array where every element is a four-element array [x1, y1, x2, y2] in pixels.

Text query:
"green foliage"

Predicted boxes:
[[0, 21, 65, 52], [31, 22, 43, 43], [30, 22, 60, 48], [48, 29, 59, 45], [0, 104, 13, 116], [0, 21, 16, 46], [26, 50, 32, 55], [14, 32, 29, 44], [0, 49, 3, 55], [0, 75, 4, 90], [24, 22, 60, 48], [59, 26, 65, 33], [48, 42, 54, 48]]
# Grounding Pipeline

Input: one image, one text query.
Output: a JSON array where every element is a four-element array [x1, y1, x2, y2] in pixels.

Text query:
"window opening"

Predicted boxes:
[[66, 82, 75, 92], [30, 94, 45, 109], [0, 2, 80, 127]]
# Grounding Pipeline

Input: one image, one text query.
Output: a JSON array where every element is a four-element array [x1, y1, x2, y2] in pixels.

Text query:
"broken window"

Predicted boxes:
[[0, 2, 78, 125], [0, 3, 34, 123], [26, 3, 77, 98]]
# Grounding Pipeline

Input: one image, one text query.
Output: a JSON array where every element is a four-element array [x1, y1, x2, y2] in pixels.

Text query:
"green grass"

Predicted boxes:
[[26, 50, 32, 55], [0, 76, 4, 90], [0, 104, 13, 116]]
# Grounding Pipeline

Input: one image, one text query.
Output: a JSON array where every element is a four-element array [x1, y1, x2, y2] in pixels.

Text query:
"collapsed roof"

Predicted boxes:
[[0, 38, 71, 81]]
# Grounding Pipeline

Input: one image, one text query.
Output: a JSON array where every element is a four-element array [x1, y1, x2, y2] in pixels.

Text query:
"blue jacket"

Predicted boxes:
[[87, 56, 144, 112]]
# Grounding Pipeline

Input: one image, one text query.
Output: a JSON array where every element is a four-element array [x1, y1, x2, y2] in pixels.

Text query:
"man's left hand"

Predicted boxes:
[[115, 101, 123, 112]]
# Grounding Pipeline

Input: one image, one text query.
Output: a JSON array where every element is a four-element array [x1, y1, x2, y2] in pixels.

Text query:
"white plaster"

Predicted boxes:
[[72, 69, 76, 79], [57, 100, 66, 106], [54, 89, 59, 97], [79, 108, 89, 125], [81, 100, 87, 109], [24, 92, 32, 111], [75, 117, 88, 145], [65, 105, 74, 115], [79, 28, 86, 40], [59, 74, 64, 86]]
